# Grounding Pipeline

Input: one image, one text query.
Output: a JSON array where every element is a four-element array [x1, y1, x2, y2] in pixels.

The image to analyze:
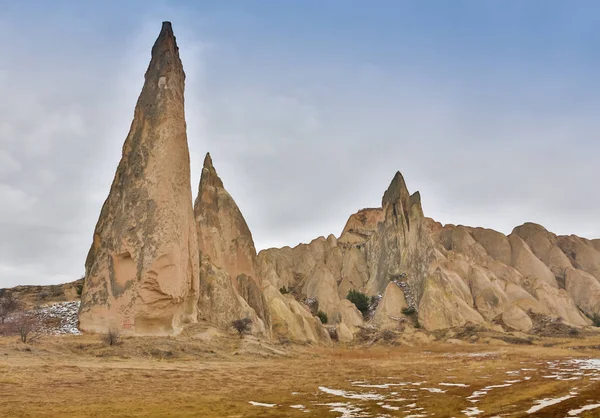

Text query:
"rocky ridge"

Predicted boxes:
[[5, 22, 597, 343]]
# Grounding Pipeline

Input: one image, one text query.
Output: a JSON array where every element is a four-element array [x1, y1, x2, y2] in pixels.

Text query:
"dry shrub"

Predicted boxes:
[[231, 318, 252, 337], [12, 313, 43, 344], [102, 328, 122, 346]]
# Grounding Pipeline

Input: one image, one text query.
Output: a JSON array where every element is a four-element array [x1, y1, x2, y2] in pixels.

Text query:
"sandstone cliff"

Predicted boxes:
[[79, 22, 199, 335]]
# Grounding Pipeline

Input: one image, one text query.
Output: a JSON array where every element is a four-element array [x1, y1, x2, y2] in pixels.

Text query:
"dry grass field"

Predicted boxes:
[[1, 327, 599, 417]]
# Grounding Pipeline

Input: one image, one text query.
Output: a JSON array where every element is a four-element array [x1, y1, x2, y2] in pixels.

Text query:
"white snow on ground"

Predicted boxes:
[[290, 404, 305, 409], [439, 382, 470, 387], [462, 406, 483, 416], [319, 386, 385, 401], [249, 401, 276, 407], [567, 403, 600, 416], [352, 383, 407, 389], [317, 402, 369, 418], [420, 387, 446, 393], [526, 391, 578, 414]]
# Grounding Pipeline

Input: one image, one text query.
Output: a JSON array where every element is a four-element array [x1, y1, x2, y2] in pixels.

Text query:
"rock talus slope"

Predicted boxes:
[[79, 22, 199, 335]]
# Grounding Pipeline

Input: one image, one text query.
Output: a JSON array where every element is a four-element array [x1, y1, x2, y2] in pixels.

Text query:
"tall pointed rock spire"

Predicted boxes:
[[79, 22, 199, 335], [194, 152, 270, 328]]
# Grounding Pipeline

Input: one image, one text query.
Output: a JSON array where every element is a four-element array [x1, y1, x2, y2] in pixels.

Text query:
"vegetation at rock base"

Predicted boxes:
[[316, 310, 328, 324], [402, 306, 417, 316], [102, 328, 122, 346], [231, 318, 252, 337], [346, 290, 370, 316]]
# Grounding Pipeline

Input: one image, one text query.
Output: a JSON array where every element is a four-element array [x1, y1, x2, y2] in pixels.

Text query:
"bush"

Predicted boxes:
[[317, 310, 328, 324], [13, 313, 42, 344], [346, 290, 370, 316], [102, 328, 122, 346], [231, 318, 252, 337], [0, 293, 21, 324], [401, 306, 416, 316], [279, 286, 289, 294], [75, 283, 84, 297], [592, 314, 600, 327]]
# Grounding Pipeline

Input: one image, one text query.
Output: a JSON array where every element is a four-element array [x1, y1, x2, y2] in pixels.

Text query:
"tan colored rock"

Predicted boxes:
[[565, 267, 600, 318], [512, 223, 573, 281], [557, 235, 600, 280], [197, 258, 265, 335], [467, 266, 508, 321], [193, 153, 270, 328], [262, 283, 330, 343], [366, 172, 435, 303], [471, 227, 512, 265], [446, 226, 489, 263], [337, 299, 364, 341], [338, 247, 370, 298], [80, 23, 199, 335], [522, 277, 589, 327], [302, 265, 341, 320], [501, 306, 533, 332], [418, 269, 485, 330], [339, 208, 384, 245], [373, 282, 409, 330], [509, 235, 557, 287]]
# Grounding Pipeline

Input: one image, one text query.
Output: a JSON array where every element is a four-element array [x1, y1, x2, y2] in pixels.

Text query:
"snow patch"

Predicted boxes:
[[249, 401, 276, 407]]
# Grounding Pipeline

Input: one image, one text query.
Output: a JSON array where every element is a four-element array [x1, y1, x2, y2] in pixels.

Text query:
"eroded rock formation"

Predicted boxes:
[[77, 21, 598, 341], [79, 22, 199, 335], [258, 171, 599, 337]]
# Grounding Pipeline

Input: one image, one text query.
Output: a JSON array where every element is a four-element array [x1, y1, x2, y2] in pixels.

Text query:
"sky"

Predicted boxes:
[[1, 0, 599, 287]]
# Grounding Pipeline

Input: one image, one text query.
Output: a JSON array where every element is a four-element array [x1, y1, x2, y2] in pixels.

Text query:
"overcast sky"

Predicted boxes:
[[1, 1, 599, 287]]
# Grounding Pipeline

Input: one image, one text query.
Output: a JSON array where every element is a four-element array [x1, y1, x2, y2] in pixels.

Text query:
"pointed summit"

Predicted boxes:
[[194, 154, 270, 329], [382, 171, 411, 208], [79, 23, 199, 335], [200, 152, 224, 189]]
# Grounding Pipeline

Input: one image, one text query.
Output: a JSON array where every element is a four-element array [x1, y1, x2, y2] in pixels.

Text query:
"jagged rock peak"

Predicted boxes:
[[200, 152, 224, 189], [382, 171, 410, 207]]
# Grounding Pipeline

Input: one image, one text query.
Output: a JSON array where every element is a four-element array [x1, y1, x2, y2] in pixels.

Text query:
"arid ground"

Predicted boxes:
[[1, 328, 599, 417]]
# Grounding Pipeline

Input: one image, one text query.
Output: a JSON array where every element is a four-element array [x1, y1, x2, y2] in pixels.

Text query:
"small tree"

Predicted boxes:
[[0, 293, 21, 324], [231, 318, 252, 337], [13, 312, 42, 344], [317, 310, 328, 324], [592, 314, 600, 327], [102, 328, 122, 346], [347, 290, 370, 317]]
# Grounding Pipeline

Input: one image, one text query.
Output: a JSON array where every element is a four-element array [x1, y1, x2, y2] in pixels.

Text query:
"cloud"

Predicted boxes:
[[0, 3, 599, 288]]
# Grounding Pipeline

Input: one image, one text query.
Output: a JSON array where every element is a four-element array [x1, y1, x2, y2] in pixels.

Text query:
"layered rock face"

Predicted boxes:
[[79, 23, 199, 335]]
